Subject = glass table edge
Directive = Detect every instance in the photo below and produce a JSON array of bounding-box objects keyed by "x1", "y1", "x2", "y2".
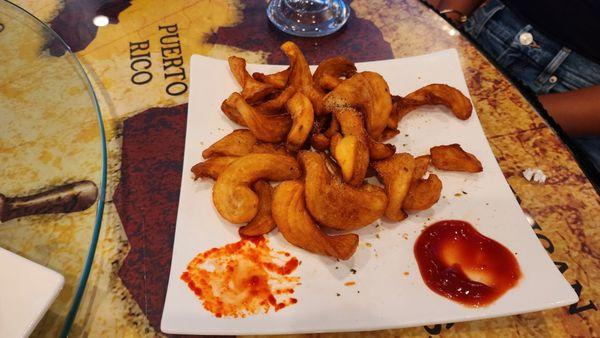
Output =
[{"x1": 2, "y1": 1, "x2": 109, "y2": 336}]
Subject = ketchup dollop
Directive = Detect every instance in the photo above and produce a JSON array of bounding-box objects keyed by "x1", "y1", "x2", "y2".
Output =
[{"x1": 414, "y1": 220, "x2": 521, "y2": 307}]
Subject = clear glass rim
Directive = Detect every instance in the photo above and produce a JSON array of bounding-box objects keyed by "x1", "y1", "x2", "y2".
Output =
[
  {"x1": 2, "y1": 1, "x2": 108, "y2": 336},
  {"x1": 266, "y1": 0, "x2": 351, "y2": 37}
]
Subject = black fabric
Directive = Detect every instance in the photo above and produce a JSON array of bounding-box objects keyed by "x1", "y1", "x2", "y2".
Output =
[{"x1": 502, "y1": 0, "x2": 600, "y2": 65}]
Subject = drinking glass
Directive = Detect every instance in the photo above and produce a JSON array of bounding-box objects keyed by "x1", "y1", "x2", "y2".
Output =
[{"x1": 267, "y1": 0, "x2": 350, "y2": 37}]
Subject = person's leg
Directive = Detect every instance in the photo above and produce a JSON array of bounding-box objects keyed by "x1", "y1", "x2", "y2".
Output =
[{"x1": 462, "y1": 0, "x2": 600, "y2": 173}]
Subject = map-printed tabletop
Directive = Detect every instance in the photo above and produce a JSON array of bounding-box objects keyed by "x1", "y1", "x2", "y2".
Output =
[{"x1": 6, "y1": 0, "x2": 599, "y2": 336}]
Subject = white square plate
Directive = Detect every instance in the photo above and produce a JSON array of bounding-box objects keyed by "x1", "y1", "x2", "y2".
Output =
[
  {"x1": 162, "y1": 49, "x2": 578, "y2": 335},
  {"x1": 0, "y1": 247, "x2": 64, "y2": 337}
]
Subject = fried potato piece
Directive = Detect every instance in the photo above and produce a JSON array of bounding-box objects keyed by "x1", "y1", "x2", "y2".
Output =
[
  {"x1": 308, "y1": 114, "x2": 339, "y2": 151},
  {"x1": 281, "y1": 41, "x2": 325, "y2": 115},
  {"x1": 430, "y1": 144, "x2": 483, "y2": 172},
  {"x1": 403, "y1": 174, "x2": 442, "y2": 212},
  {"x1": 239, "y1": 181, "x2": 276, "y2": 237},
  {"x1": 256, "y1": 85, "x2": 297, "y2": 114},
  {"x1": 286, "y1": 92, "x2": 315, "y2": 151},
  {"x1": 313, "y1": 56, "x2": 357, "y2": 91},
  {"x1": 381, "y1": 127, "x2": 400, "y2": 141},
  {"x1": 368, "y1": 138, "x2": 396, "y2": 160},
  {"x1": 281, "y1": 41, "x2": 313, "y2": 88},
  {"x1": 301, "y1": 84, "x2": 325, "y2": 116},
  {"x1": 251, "y1": 143, "x2": 289, "y2": 156},
  {"x1": 220, "y1": 99, "x2": 246, "y2": 126},
  {"x1": 202, "y1": 129, "x2": 257, "y2": 158},
  {"x1": 373, "y1": 153, "x2": 415, "y2": 221},
  {"x1": 323, "y1": 71, "x2": 392, "y2": 140},
  {"x1": 335, "y1": 108, "x2": 395, "y2": 161},
  {"x1": 228, "y1": 56, "x2": 276, "y2": 103},
  {"x1": 309, "y1": 115, "x2": 332, "y2": 150},
  {"x1": 272, "y1": 180, "x2": 359, "y2": 260},
  {"x1": 192, "y1": 156, "x2": 238, "y2": 180},
  {"x1": 252, "y1": 68, "x2": 290, "y2": 89},
  {"x1": 213, "y1": 153, "x2": 301, "y2": 223},
  {"x1": 226, "y1": 93, "x2": 292, "y2": 143},
  {"x1": 299, "y1": 151, "x2": 387, "y2": 230},
  {"x1": 201, "y1": 129, "x2": 288, "y2": 159},
  {"x1": 331, "y1": 109, "x2": 370, "y2": 185},
  {"x1": 388, "y1": 84, "x2": 473, "y2": 129},
  {"x1": 387, "y1": 95, "x2": 420, "y2": 129},
  {"x1": 414, "y1": 155, "x2": 431, "y2": 180},
  {"x1": 330, "y1": 133, "x2": 369, "y2": 186},
  {"x1": 406, "y1": 84, "x2": 472, "y2": 119},
  {"x1": 318, "y1": 74, "x2": 343, "y2": 91},
  {"x1": 195, "y1": 130, "x2": 289, "y2": 179},
  {"x1": 311, "y1": 133, "x2": 330, "y2": 151},
  {"x1": 324, "y1": 115, "x2": 340, "y2": 137}
]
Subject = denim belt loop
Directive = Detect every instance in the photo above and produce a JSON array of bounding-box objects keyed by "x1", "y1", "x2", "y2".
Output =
[
  {"x1": 536, "y1": 47, "x2": 572, "y2": 85},
  {"x1": 468, "y1": 0, "x2": 505, "y2": 38}
]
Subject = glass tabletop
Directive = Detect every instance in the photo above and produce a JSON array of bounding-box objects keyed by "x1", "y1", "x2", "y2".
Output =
[{"x1": 0, "y1": 1, "x2": 106, "y2": 336}]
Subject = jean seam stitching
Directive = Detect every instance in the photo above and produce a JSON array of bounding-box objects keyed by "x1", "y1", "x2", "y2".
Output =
[{"x1": 536, "y1": 47, "x2": 571, "y2": 84}]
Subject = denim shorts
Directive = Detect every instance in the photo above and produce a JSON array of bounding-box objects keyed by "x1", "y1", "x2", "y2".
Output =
[
  {"x1": 463, "y1": 0, "x2": 600, "y2": 95},
  {"x1": 463, "y1": 0, "x2": 600, "y2": 174}
]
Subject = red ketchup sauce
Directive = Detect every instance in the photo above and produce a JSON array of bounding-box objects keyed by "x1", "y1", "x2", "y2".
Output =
[{"x1": 414, "y1": 220, "x2": 521, "y2": 307}]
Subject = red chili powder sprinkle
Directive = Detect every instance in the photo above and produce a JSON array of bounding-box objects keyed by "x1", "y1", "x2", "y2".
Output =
[{"x1": 181, "y1": 236, "x2": 300, "y2": 318}]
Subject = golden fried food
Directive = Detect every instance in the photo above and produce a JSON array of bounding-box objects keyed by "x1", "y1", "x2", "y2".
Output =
[
  {"x1": 195, "y1": 43, "x2": 481, "y2": 260},
  {"x1": 201, "y1": 129, "x2": 288, "y2": 159},
  {"x1": 194, "y1": 130, "x2": 290, "y2": 179},
  {"x1": 251, "y1": 143, "x2": 289, "y2": 155},
  {"x1": 318, "y1": 74, "x2": 343, "y2": 92},
  {"x1": 286, "y1": 92, "x2": 315, "y2": 151},
  {"x1": 323, "y1": 72, "x2": 392, "y2": 140},
  {"x1": 331, "y1": 109, "x2": 370, "y2": 185},
  {"x1": 380, "y1": 127, "x2": 400, "y2": 141},
  {"x1": 330, "y1": 133, "x2": 369, "y2": 186},
  {"x1": 256, "y1": 85, "x2": 297, "y2": 114},
  {"x1": 239, "y1": 181, "x2": 276, "y2": 237},
  {"x1": 387, "y1": 95, "x2": 419, "y2": 129},
  {"x1": 403, "y1": 174, "x2": 442, "y2": 212},
  {"x1": 272, "y1": 180, "x2": 359, "y2": 260},
  {"x1": 301, "y1": 84, "x2": 325, "y2": 116},
  {"x1": 226, "y1": 93, "x2": 292, "y2": 143},
  {"x1": 220, "y1": 99, "x2": 246, "y2": 126},
  {"x1": 368, "y1": 140, "x2": 396, "y2": 160},
  {"x1": 213, "y1": 153, "x2": 301, "y2": 224},
  {"x1": 335, "y1": 108, "x2": 395, "y2": 161},
  {"x1": 252, "y1": 68, "x2": 290, "y2": 89},
  {"x1": 281, "y1": 41, "x2": 325, "y2": 115},
  {"x1": 373, "y1": 153, "x2": 415, "y2": 221},
  {"x1": 228, "y1": 56, "x2": 276, "y2": 103},
  {"x1": 281, "y1": 41, "x2": 313, "y2": 88},
  {"x1": 430, "y1": 144, "x2": 483, "y2": 172},
  {"x1": 313, "y1": 56, "x2": 357, "y2": 91},
  {"x1": 388, "y1": 84, "x2": 472, "y2": 130},
  {"x1": 311, "y1": 133, "x2": 330, "y2": 151},
  {"x1": 202, "y1": 129, "x2": 257, "y2": 158},
  {"x1": 309, "y1": 115, "x2": 332, "y2": 150},
  {"x1": 192, "y1": 156, "x2": 238, "y2": 180},
  {"x1": 300, "y1": 151, "x2": 387, "y2": 230},
  {"x1": 324, "y1": 116, "x2": 340, "y2": 137},
  {"x1": 414, "y1": 155, "x2": 431, "y2": 179}
]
